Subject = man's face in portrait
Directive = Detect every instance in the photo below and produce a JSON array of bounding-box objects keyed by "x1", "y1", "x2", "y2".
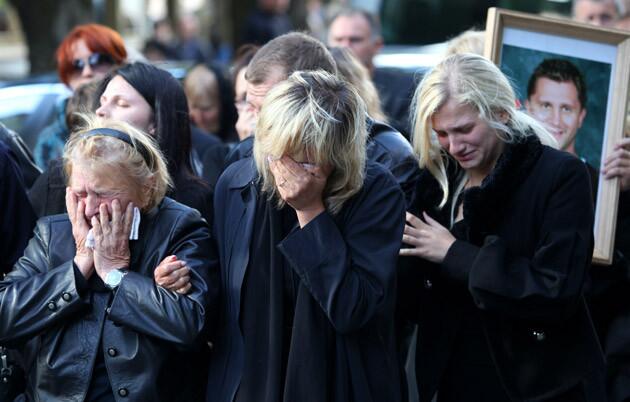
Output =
[{"x1": 526, "y1": 77, "x2": 587, "y2": 154}]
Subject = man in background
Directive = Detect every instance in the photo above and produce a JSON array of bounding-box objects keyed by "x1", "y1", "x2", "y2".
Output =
[
  {"x1": 572, "y1": 0, "x2": 620, "y2": 26},
  {"x1": 327, "y1": 7, "x2": 415, "y2": 136}
]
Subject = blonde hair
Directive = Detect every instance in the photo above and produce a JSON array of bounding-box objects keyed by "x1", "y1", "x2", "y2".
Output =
[
  {"x1": 411, "y1": 53, "x2": 556, "y2": 208},
  {"x1": 446, "y1": 29, "x2": 486, "y2": 57},
  {"x1": 64, "y1": 114, "x2": 172, "y2": 211},
  {"x1": 330, "y1": 46, "x2": 387, "y2": 122},
  {"x1": 184, "y1": 64, "x2": 220, "y2": 107},
  {"x1": 254, "y1": 70, "x2": 367, "y2": 215}
]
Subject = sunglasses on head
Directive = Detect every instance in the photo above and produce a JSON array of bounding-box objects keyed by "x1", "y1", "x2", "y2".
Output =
[{"x1": 71, "y1": 53, "x2": 114, "y2": 72}]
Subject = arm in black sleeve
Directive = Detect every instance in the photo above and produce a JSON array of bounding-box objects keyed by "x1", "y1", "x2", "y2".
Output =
[
  {"x1": 440, "y1": 156, "x2": 594, "y2": 323},
  {"x1": 278, "y1": 170, "x2": 406, "y2": 334}
]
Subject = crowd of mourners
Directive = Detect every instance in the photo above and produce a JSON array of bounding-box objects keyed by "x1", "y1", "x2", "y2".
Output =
[{"x1": 1, "y1": 1, "x2": 630, "y2": 401}]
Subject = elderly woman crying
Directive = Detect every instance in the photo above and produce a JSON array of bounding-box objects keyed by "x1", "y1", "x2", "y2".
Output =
[{"x1": 0, "y1": 116, "x2": 218, "y2": 402}]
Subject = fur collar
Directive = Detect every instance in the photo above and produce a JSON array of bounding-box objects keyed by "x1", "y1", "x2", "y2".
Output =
[{"x1": 413, "y1": 134, "x2": 544, "y2": 242}]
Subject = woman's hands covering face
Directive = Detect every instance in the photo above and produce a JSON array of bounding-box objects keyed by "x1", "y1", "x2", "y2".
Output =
[
  {"x1": 268, "y1": 155, "x2": 331, "y2": 227},
  {"x1": 66, "y1": 187, "x2": 94, "y2": 278},
  {"x1": 90, "y1": 199, "x2": 134, "y2": 280}
]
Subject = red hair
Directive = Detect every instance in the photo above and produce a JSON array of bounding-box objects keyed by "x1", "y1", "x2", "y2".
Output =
[{"x1": 56, "y1": 23, "x2": 127, "y2": 85}]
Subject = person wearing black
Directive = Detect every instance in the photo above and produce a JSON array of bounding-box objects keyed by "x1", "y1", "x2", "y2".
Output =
[
  {"x1": 0, "y1": 118, "x2": 217, "y2": 401},
  {"x1": 0, "y1": 139, "x2": 36, "y2": 276},
  {"x1": 398, "y1": 54, "x2": 606, "y2": 401},
  {"x1": 206, "y1": 70, "x2": 405, "y2": 401},
  {"x1": 526, "y1": 58, "x2": 630, "y2": 402},
  {"x1": 327, "y1": 8, "x2": 416, "y2": 137},
  {"x1": 242, "y1": 0, "x2": 293, "y2": 46},
  {"x1": 29, "y1": 62, "x2": 213, "y2": 226}
]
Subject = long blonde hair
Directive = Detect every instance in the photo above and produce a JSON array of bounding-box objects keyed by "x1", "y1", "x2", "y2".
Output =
[
  {"x1": 64, "y1": 114, "x2": 172, "y2": 211},
  {"x1": 411, "y1": 53, "x2": 556, "y2": 207},
  {"x1": 254, "y1": 70, "x2": 367, "y2": 214}
]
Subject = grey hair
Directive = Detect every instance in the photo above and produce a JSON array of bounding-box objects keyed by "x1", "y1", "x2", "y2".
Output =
[{"x1": 64, "y1": 114, "x2": 172, "y2": 211}]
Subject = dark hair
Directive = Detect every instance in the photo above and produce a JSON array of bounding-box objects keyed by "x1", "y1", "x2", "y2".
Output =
[
  {"x1": 66, "y1": 80, "x2": 100, "y2": 131},
  {"x1": 94, "y1": 62, "x2": 194, "y2": 181},
  {"x1": 328, "y1": 7, "x2": 382, "y2": 39},
  {"x1": 246, "y1": 32, "x2": 337, "y2": 85},
  {"x1": 526, "y1": 58, "x2": 587, "y2": 108},
  {"x1": 230, "y1": 44, "x2": 260, "y2": 84}
]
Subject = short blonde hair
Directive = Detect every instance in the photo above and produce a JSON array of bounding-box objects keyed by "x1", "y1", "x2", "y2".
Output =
[
  {"x1": 411, "y1": 53, "x2": 556, "y2": 207},
  {"x1": 64, "y1": 114, "x2": 172, "y2": 211},
  {"x1": 446, "y1": 29, "x2": 486, "y2": 57},
  {"x1": 254, "y1": 70, "x2": 367, "y2": 215},
  {"x1": 330, "y1": 46, "x2": 387, "y2": 122}
]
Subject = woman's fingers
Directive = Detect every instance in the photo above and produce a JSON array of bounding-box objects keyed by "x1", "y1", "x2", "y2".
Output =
[
  {"x1": 163, "y1": 270, "x2": 191, "y2": 290},
  {"x1": 156, "y1": 263, "x2": 190, "y2": 288},
  {"x1": 175, "y1": 283, "x2": 192, "y2": 295},
  {"x1": 99, "y1": 203, "x2": 111, "y2": 235},
  {"x1": 111, "y1": 199, "x2": 122, "y2": 235},
  {"x1": 405, "y1": 212, "x2": 425, "y2": 229},
  {"x1": 123, "y1": 202, "x2": 134, "y2": 235}
]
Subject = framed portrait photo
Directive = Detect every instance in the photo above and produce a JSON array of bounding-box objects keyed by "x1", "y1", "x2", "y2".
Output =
[{"x1": 485, "y1": 8, "x2": 630, "y2": 265}]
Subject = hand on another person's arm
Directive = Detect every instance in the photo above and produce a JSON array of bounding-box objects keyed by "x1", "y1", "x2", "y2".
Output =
[{"x1": 154, "y1": 255, "x2": 192, "y2": 294}]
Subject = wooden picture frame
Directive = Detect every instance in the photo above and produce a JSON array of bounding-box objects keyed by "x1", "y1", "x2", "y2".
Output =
[{"x1": 485, "y1": 7, "x2": 630, "y2": 265}]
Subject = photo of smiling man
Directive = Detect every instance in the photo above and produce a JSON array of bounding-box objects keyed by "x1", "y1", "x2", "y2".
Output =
[{"x1": 526, "y1": 59, "x2": 588, "y2": 157}]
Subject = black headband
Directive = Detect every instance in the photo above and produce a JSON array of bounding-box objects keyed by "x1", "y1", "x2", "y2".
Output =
[{"x1": 81, "y1": 128, "x2": 153, "y2": 167}]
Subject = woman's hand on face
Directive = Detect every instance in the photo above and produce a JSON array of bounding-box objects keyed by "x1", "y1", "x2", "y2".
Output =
[
  {"x1": 92, "y1": 199, "x2": 133, "y2": 280},
  {"x1": 399, "y1": 212, "x2": 456, "y2": 264},
  {"x1": 66, "y1": 187, "x2": 94, "y2": 278},
  {"x1": 154, "y1": 255, "x2": 192, "y2": 295},
  {"x1": 269, "y1": 156, "x2": 331, "y2": 227}
]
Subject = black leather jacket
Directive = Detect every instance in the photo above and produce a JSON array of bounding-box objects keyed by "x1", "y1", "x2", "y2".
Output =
[{"x1": 0, "y1": 197, "x2": 219, "y2": 402}]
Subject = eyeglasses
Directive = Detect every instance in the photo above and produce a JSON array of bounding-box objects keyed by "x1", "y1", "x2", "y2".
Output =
[{"x1": 71, "y1": 53, "x2": 114, "y2": 73}]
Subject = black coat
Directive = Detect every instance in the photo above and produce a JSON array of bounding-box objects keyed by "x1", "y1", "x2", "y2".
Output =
[
  {"x1": 0, "y1": 123, "x2": 40, "y2": 188},
  {"x1": 399, "y1": 136, "x2": 606, "y2": 401},
  {"x1": 585, "y1": 164, "x2": 630, "y2": 402},
  {"x1": 207, "y1": 158, "x2": 405, "y2": 402},
  {"x1": 0, "y1": 140, "x2": 36, "y2": 275},
  {"x1": 0, "y1": 198, "x2": 219, "y2": 401},
  {"x1": 366, "y1": 119, "x2": 419, "y2": 206}
]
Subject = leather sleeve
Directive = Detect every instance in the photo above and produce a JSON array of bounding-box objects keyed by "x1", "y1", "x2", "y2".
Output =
[
  {"x1": 278, "y1": 169, "x2": 406, "y2": 334},
  {"x1": 107, "y1": 208, "x2": 219, "y2": 346},
  {"x1": 0, "y1": 219, "x2": 89, "y2": 346},
  {"x1": 441, "y1": 156, "x2": 594, "y2": 323}
]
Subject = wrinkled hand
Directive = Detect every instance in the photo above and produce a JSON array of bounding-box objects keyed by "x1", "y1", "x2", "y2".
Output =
[
  {"x1": 268, "y1": 156, "x2": 331, "y2": 227},
  {"x1": 154, "y1": 255, "x2": 191, "y2": 294},
  {"x1": 66, "y1": 187, "x2": 93, "y2": 278},
  {"x1": 399, "y1": 212, "x2": 456, "y2": 264},
  {"x1": 603, "y1": 138, "x2": 630, "y2": 191},
  {"x1": 235, "y1": 103, "x2": 256, "y2": 141},
  {"x1": 92, "y1": 200, "x2": 133, "y2": 280}
]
